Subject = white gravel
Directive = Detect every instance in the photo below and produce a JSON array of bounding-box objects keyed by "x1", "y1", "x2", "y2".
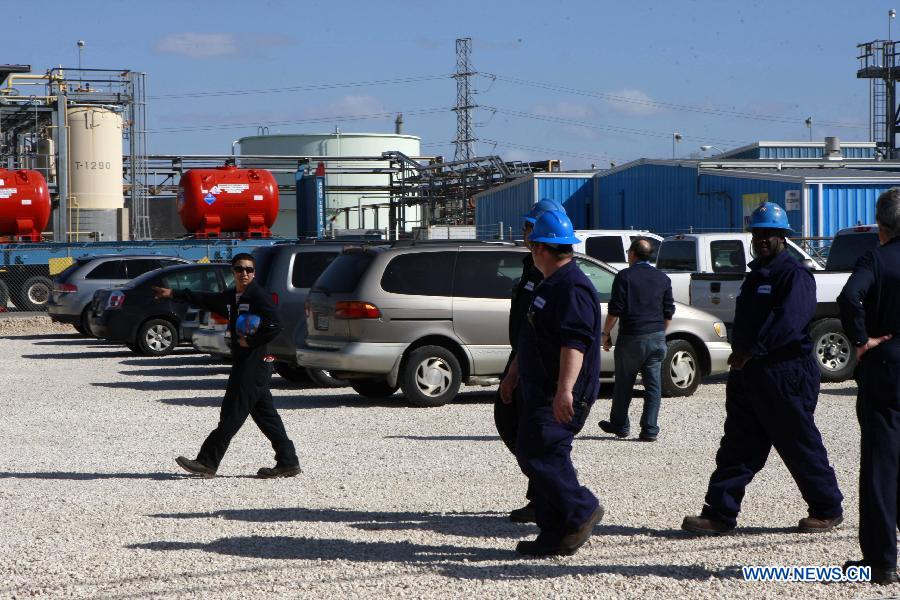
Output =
[{"x1": 0, "y1": 322, "x2": 893, "y2": 598}]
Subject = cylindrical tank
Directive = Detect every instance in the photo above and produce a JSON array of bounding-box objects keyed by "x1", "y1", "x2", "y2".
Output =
[
  {"x1": 67, "y1": 107, "x2": 125, "y2": 241},
  {"x1": 237, "y1": 132, "x2": 422, "y2": 236},
  {"x1": 35, "y1": 135, "x2": 56, "y2": 183},
  {"x1": 178, "y1": 165, "x2": 279, "y2": 238},
  {"x1": 0, "y1": 169, "x2": 51, "y2": 241}
]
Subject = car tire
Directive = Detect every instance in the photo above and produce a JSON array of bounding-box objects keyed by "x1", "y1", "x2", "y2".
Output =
[
  {"x1": 350, "y1": 379, "x2": 399, "y2": 399},
  {"x1": 399, "y1": 345, "x2": 462, "y2": 407},
  {"x1": 136, "y1": 319, "x2": 179, "y2": 356},
  {"x1": 274, "y1": 362, "x2": 311, "y2": 383},
  {"x1": 15, "y1": 276, "x2": 53, "y2": 311},
  {"x1": 810, "y1": 318, "x2": 856, "y2": 382},
  {"x1": 79, "y1": 307, "x2": 96, "y2": 338},
  {"x1": 307, "y1": 368, "x2": 349, "y2": 388},
  {"x1": 126, "y1": 342, "x2": 141, "y2": 353},
  {"x1": 0, "y1": 279, "x2": 9, "y2": 310},
  {"x1": 662, "y1": 339, "x2": 701, "y2": 397}
]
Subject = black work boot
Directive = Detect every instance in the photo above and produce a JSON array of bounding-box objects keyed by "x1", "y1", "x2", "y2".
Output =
[
  {"x1": 175, "y1": 456, "x2": 216, "y2": 478},
  {"x1": 509, "y1": 502, "x2": 536, "y2": 524},
  {"x1": 257, "y1": 464, "x2": 303, "y2": 479}
]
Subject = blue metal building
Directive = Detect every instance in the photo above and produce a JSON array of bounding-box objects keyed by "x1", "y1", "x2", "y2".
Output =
[
  {"x1": 712, "y1": 141, "x2": 877, "y2": 160},
  {"x1": 596, "y1": 159, "x2": 900, "y2": 237},
  {"x1": 474, "y1": 173, "x2": 595, "y2": 238}
]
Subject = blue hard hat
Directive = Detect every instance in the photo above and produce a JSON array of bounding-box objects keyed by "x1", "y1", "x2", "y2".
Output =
[
  {"x1": 748, "y1": 202, "x2": 791, "y2": 232},
  {"x1": 528, "y1": 209, "x2": 581, "y2": 245},
  {"x1": 523, "y1": 198, "x2": 565, "y2": 224},
  {"x1": 235, "y1": 313, "x2": 261, "y2": 336}
]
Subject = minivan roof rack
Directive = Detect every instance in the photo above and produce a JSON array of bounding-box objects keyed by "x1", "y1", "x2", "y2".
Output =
[{"x1": 389, "y1": 239, "x2": 518, "y2": 248}]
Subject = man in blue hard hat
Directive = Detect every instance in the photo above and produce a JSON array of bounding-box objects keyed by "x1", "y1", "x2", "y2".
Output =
[
  {"x1": 682, "y1": 202, "x2": 843, "y2": 535},
  {"x1": 512, "y1": 209, "x2": 604, "y2": 556},
  {"x1": 838, "y1": 188, "x2": 900, "y2": 585},
  {"x1": 497, "y1": 198, "x2": 564, "y2": 524},
  {"x1": 152, "y1": 253, "x2": 301, "y2": 479}
]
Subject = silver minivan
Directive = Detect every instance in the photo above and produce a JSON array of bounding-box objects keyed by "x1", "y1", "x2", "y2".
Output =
[{"x1": 299, "y1": 242, "x2": 731, "y2": 407}]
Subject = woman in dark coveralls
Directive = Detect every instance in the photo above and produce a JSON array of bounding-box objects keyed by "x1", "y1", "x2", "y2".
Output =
[
  {"x1": 153, "y1": 253, "x2": 301, "y2": 479},
  {"x1": 513, "y1": 209, "x2": 604, "y2": 557},
  {"x1": 682, "y1": 202, "x2": 843, "y2": 536}
]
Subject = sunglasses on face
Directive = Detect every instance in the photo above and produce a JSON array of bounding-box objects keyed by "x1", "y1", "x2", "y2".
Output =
[{"x1": 232, "y1": 266, "x2": 255, "y2": 274}]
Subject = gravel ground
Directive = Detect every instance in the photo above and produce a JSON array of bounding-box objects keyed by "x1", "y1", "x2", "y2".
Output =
[{"x1": 0, "y1": 320, "x2": 894, "y2": 598}]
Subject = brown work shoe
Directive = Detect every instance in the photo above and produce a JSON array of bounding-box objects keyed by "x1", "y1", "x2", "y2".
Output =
[
  {"x1": 257, "y1": 464, "x2": 303, "y2": 479},
  {"x1": 559, "y1": 502, "x2": 605, "y2": 554},
  {"x1": 681, "y1": 515, "x2": 734, "y2": 536},
  {"x1": 798, "y1": 515, "x2": 843, "y2": 533},
  {"x1": 175, "y1": 456, "x2": 216, "y2": 478}
]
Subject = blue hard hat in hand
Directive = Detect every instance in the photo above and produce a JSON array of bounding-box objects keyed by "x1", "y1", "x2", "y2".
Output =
[
  {"x1": 528, "y1": 209, "x2": 581, "y2": 245},
  {"x1": 523, "y1": 198, "x2": 565, "y2": 224},
  {"x1": 748, "y1": 202, "x2": 791, "y2": 232},
  {"x1": 236, "y1": 313, "x2": 261, "y2": 336}
]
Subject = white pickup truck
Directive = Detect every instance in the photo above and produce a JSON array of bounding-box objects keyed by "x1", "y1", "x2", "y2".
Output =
[
  {"x1": 573, "y1": 230, "x2": 663, "y2": 271},
  {"x1": 656, "y1": 233, "x2": 821, "y2": 311},
  {"x1": 680, "y1": 226, "x2": 880, "y2": 382}
]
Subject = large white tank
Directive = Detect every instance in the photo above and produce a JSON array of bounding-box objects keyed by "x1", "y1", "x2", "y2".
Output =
[
  {"x1": 67, "y1": 107, "x2": 124, "y2": 240},
  {"x1": 237, "y1": 132, "x2": 421, "y2": 237}
]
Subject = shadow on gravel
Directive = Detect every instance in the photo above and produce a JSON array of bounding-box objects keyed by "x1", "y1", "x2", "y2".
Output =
[
  {"x1": 822, "y1": 386, "x2": 858, "y2": 396},
  {"x1": 0, "y1": 471, "x2": 181, "y2": 481},
  {"x1": 384, "y1": 435, "x2": 501, "y2": 442},
  {"x1": 33, "y1": 339, "x2": 119, "y2": 347},
  {"x1": 22, "y1": 351, "x2": 135, "y2": 360},
  {"x1": 121, "y1": 356, "x2": 226, "y2": 368},
  {"x1": 151, "y1": 507, "x2": 526, "y2": 539},
  {"x1": 94, "y1": 379, "x2": 227, "y2": 391},
  {"x1": 119, "y1": 367, "x2": 233, "y2": 378},
  {"x1": 0, "y1": 333, "x2": 80, "y2": 340},
  {"x1": 436, "y1": 562, "x2": 743, "y2": 581}
]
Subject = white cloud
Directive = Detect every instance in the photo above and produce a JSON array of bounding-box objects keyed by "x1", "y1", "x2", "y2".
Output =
[
  {"x1": 302, "y1": 95, "x2": 386, "y2": 119},
  {"x1": 607, "y1": 89, "x2": 662, "y2": 116},
  {"x1": 154, "y1": 33, "x2": 238, "y2": 59},
  {"x1": 532, "y1": 100, "x2": 596, "y2": 120}
]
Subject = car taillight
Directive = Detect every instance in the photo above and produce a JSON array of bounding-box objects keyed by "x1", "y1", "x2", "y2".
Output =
[
  {"x1": 211, "y1": 313, "x2": 228, "y2": 325},
  {"x1": 54, "y1": 283, "x2": 77, "y2": 293},
  {"x1": 334, "y1": 301, "x2": 381, "y2": 319},
  {"x1": 106, "y1": 291, "x2": 126, "y2": 310},
  {"x1": 271, "y1": 292, "x2": 279, "y2": 305},
  {"x1": 304, "y1": 299, "x2": 310, "y2": 318}
]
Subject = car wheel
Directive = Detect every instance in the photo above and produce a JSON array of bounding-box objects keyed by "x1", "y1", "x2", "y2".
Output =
[
  {"x1": 79, "y1": 307, "x2": 96, "y2": 338},
  {"x1": 137, "y1": 319, "x2": 179, "y2": 356},
  {"x1": 662, "y1": 339, "x2": 701, "y2": 397},
  {"x1": 810, "y1": 318, "x2": 856, "y2": 382},
  {"x1": 126, "y1": 342, "x2": 141, "y2": 353},
  {"x1": 15, "y1": 276, "x2": 53, "y2": 311},
  {"x1": 307, "y1": 368, "x2": 349, "y2": 388},
  {"x1": 350, "y1": 379, "x2": 399, "y2": 399},
  {"x1": 400, "y1": 345, "x2": 462, "y2": 407},
  {"x1": 0, "y1": 279, "x2": 9, "y2": 310},
  {"x1": 274, "y1": 362, "x2": 310, "y2": 383}
]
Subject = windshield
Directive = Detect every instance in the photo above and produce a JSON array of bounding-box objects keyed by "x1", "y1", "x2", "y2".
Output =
[{"x1": 825, "y1": 233, "x2": 879, "y2": 271}]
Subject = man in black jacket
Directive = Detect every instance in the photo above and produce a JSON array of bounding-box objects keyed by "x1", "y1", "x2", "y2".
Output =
[{"x1": 152, "y1": 253, "x2": 301, "y2": 479}]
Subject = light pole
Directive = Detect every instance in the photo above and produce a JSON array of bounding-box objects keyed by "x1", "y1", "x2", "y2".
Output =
[
  {"x1": 890, "y1": 9, "x2": 896, "y2": 41},
  {"x1": 672, "y1": 132, "x2": 683, "y2": 159},
  {"x1": 700, "y1": 144, "x2": 726, "y2": 156},
  {"x1": 805, "y1": 117, "x2": 813, "y2": 142}
]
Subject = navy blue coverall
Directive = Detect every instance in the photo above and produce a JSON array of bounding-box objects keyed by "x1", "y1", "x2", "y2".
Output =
[
  {"x1": 515, "y1": 260, "x2": 602, "y2": 542},
  {"x1": 175, "y1": 279, "x2": 299, "y2": 470},
  {"x1": 495, "y1": 254, "x2": 544, "y2": 503},
  {"x1": 700, "y1": 250, "x2": 843, "y2": 527},
  {"x1": 838, "y1": 237, "x2": 900, "y2": 571}
]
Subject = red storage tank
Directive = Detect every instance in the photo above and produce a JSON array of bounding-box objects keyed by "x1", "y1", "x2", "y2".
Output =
[
  {"x1": 0, "y1": 169, "x2": 51, "y2": 242},
  {"x1": 178, "y1": 165, "x2": 279, "y2": 238}
]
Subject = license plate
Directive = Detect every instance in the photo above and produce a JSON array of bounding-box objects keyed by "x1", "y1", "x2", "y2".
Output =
[{"x1": 315, "y1": 314, "x2": 330, "y2": 330}]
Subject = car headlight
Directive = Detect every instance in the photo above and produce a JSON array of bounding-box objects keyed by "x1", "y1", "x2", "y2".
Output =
[{"x1": 713, "y1": 322, "x2": 727, "y2": 338}]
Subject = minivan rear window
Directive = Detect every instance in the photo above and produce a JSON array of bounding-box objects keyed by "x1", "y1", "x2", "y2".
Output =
[
  {"x1": 381, "y1": 252, "x2": 456, "y2": 296},
  {"x1": 656, "y1": 240, "x2": 698, "y2": 271},
  {"x1": 292, "y1": 251, "x2": 339, "y2": 288},
  {"x1": 313, "y1": 252, "x2": 376, "y2": 294},
  {"x1": 825, "y1": 232, "x2": 880, "y2": 271}
]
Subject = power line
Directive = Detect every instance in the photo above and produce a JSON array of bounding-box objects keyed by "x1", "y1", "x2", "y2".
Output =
[
  {"x1": 148, "y1": 74, "x2": 452, "y2": 100},
  {"x1": 484, "y1": 73, "x2": 868, "y2": 130},
  {"x1": 487, "y1": 106, "x2": 747, "y2": 145},
  {"x1": 148, "y1": 107, "x2": 451, "y2": 133}
]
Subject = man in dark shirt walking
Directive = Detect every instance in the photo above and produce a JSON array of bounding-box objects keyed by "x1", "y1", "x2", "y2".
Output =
[
  {"x1": 838, "y1": 188, "x2": 900, "y2": 585},
  {"x1": 598, "y1": 238, "x2": 674, "y2": 441}
]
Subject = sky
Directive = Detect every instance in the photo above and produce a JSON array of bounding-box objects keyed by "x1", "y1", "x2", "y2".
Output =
[{"x1": 5, "y1": 0, "x2": 896, "y2": 169}]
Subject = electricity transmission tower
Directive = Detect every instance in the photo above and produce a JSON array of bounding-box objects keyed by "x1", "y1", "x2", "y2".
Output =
[{"x1": 453, "y1": 38, "x2": 477, "y2": 161}]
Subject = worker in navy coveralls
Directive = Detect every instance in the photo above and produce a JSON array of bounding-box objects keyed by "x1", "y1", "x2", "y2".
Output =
[
  {"x1": 682, "y1": 202, "x2": 843, "y2": 535},
  {"x1": 497, "y1": 199, "x2": 562, "y2": 525},
  {"x1": 838, "y1": 188, "x2": 900, "y2": 585},
  {"x1": 513, "y1": 209, "x2": 604, "y2": 556},
  {"x1": 152, "y1": 253, "x2": 301, "y2": 479}
]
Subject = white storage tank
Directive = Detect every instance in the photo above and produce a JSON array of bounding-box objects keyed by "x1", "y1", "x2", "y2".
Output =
[
  {"x1": 237, "y1": 132, "x2": 421, "y2": 237},
  {"x1": 66, "y1": 106, "x2": 125, "y2": 241}
]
